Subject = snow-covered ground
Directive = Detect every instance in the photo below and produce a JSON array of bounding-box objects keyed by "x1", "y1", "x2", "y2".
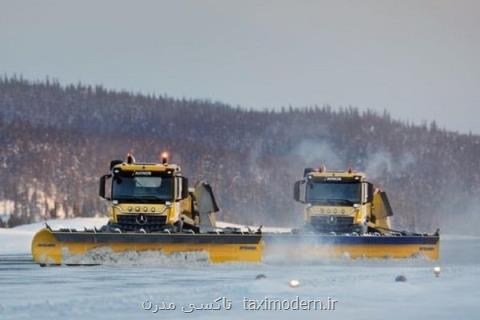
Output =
[{"x1": 0, "y1": 219, "x2": 479, "y2": 320}]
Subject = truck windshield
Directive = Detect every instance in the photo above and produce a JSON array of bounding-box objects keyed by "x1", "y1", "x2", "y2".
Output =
[
  {"x1": 306, "y1": 181, "x2": 361, "y2": 205},
  {"x1": 112, "y1": 174, "x2": 174, "y2": 203}
]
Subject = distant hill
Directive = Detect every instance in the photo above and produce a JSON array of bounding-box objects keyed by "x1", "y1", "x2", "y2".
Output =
[{"x1": 1, "y1": 76, "x2": 479, "y2": 234}]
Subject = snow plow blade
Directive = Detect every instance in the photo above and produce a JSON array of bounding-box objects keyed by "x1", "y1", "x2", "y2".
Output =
[
  {"x1": 263, "y1": 233, "x2": 440, "y2": 260},
  {"x1": 31, "y1": 228, "x2": 263, "y2": 266},
  {"x1": 32, "y1": 228, "x2": 439, "y2": 265}
]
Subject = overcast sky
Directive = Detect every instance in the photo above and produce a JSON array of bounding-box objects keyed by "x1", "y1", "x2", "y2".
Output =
[{"x1": 1, "y1": 0, "x2": 479, "y2": 133}]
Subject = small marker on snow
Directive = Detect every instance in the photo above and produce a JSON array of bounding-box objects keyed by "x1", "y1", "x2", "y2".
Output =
[
  {"x1": 289, "y1": 279, "x2": 300, "y2": 288},
  {"x1": 433, "y1": 266, "x2": 441, "y2": 277},
  {"x1": 395, "y1": 275, "x2": 407, "y2": 282}
]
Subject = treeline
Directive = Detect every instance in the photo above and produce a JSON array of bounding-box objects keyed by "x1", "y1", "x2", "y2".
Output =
[{"x1": 0, "y1": 76, "x2": 479, "y2": 233}]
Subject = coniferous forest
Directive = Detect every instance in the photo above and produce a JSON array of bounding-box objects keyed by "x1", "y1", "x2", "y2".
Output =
[{"x1": 1, "y1": 76, "x2": 479, "y2": 234}]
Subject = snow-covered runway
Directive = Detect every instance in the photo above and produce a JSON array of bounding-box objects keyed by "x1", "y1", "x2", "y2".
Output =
[{"x1": 0, "y1": 219, "x2": 479, "y2": 320}]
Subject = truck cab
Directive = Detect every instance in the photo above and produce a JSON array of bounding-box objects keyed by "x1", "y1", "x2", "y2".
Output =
[
  {"x1": 99, "y1": 154, "x2": 218, "y2": 232},
  {"x1": 294, "y1": 167, "x2": 393, "y2": 234}
]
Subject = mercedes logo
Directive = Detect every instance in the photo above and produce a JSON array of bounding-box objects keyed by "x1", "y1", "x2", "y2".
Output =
[
  {"x1": 136, "y1": 214, "x2": 148, "y2": 225},
  {"x1": 327, "y1": 215, "x2": 337, "y2": 225}
]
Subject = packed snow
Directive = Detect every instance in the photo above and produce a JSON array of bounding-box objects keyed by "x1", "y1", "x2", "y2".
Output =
[{"x1": 0, "y1": 219, "x2": 479, "y2": 320}]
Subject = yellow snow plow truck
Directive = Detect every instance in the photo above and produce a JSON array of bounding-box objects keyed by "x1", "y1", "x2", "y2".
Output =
[
  {"x1": 31, "y1": 154, "x2": 262, "y2": 266},
  {"x1": 263, "y1": 166, "x2": 439, "y2": 260}
]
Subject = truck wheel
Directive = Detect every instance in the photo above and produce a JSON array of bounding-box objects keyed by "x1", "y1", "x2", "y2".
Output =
[{"x1": 352, "y1": 224, "x2": 367, "y2": 235}]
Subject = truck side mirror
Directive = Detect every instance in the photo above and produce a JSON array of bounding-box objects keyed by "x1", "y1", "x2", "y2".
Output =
[
  {"x1": 181, "y1": 177, "x2": 189, "y2": 199},
  {"x1": 367, "y1": 182, "x2": 374, "y2": 203},
  {"x1": 176, "y1": 177, "x2": 189, "y2": 200},
  {"x1": 294, "y1": 180, "x2": 306, "y2": 203},
  {"x1": 99, "y1": 174, "x2": 112, "y2": 200},
  {"x1": 362, "y1": 182, "x2": 374, "y2": 203}
]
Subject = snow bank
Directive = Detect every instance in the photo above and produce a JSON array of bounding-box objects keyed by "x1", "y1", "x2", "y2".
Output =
[
  {"x1": 0, "y1": 218, "x2": 108, "y2": 255},
  {"x1": 0, "y1": 218, "x2": 287, "y2": 255},
  {"x1": 0, "y1": 228, "x2": 35, "y2": 254},
  {"x1": 441, "y1": 234, "x2": 480, "y2": 241}
]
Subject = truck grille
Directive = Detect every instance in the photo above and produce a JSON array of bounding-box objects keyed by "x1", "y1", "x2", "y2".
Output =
[
  {"x1": 116, "y1": 214, "x2": 167, "y2": 232},
  {"x1": 310, "y1": 215, "x2": 355, "y2": 233}
]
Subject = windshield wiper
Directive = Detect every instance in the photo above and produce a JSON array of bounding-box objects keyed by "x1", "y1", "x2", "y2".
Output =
[
  {"x1": 114, "y1": 195, "x2": 170, "y2": 201},
  {"x1": 320, "y1": 198, "x2": 355, "y2": 205}
]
